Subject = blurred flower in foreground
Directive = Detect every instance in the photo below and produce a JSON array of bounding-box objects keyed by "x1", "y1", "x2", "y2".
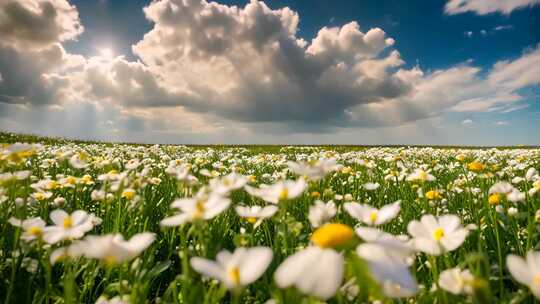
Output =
[
  {"x1": 79, "y1": 233, "x2": 155, "y2": 265},
  {"x1": 274, "y1": 223, "x2": 353, "y2": 300},
  {"x1": 507, "y1": 251, "x2": 540, "y2": 299},
  {"x1": 356, "y1": 227, "x2": 417, "y2": 298},
  {"x1": 9, "y1": 217, "x2": 46, "y2": 242},
  {"x1": 190, "y1": 247, "x2": 273, "y2": 289},
  {"x1": 308, "y1": 200, "x2": 337, "y2": 228},
  {"x1": 438, "y1": 268, "x2": 475, "y2": 295},
  {"x1": 235, "y1": 205, "x2": 278, "y2": 228}
]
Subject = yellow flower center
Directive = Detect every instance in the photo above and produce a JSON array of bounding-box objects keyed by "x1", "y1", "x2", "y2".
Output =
[
  {"x1": 246, "y1": 217, "x2": 257, "y2": 224},
  {"x1": 28, "y1": 226, "x2": 43, "y2": 236},
  {"x1": 488, "y1": 193, "x2": 501, "y2": 205},
  {"x1": 228, "y1": 266, "x2": 241, "y2": 285},
  {"x1": 426, "y1": 190, "x2": 441, "y2": 200},
  {"x1": 66, "y1": 176, "x2": 77, "y2": 185},
  {"x1": 35, "y1": 192, "x2": 46, "y2": 200},
  {"x1": 311, "y1": 223, "x2": 354, "y2": 248},
  {"x1": 104, "y1": 255, "x2": 117, "y2": 266},
  {"x1": 193, "y1": 200, "x2": 206, "y2": 219},
  {"x1": 279, "y1": 188, "x2": 289, "y2": 200},
  {"x1": 369, "y1": 211, "x2": 378, "y2": 223},
  {"x1": 467, "y1": 162, "x2": 485, "y2": 172},
  {"x1": 433, "y1": 228, "x2": 445, "y2": 241},
  {"x1": 418, "y1": 170, "x2": 427, "y2": 181},
  {"x1": 122, "y1": 190, "x2": 135, "y2": 200},
  {"x1": 534, "y1": 275, "x2": 540, "y2": 285},
  {"x1": 63, "y1": 216, "x2": 73, "y2": 228}
]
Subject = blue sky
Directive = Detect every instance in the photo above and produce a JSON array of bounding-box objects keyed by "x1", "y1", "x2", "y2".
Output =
[{"x1": 0, "y1": 0, "x2": 539, "y2": 145}]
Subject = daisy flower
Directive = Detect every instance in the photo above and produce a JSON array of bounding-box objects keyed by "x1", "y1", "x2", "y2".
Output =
[
  {"x1": 274, "y1": 223, "x2": 354, "y2": 300},
  {"x1": 43, "y1": 210, "x2": 98, "y2": 244},
  {"x1": 190, "y1": 247, "x2": 273, "y2": 289},
  {"x1": 407, "y1": 214, "x2": 469, "y2": 255},
  {"x1": 235, "y1": 205, "x2": 278, "y2": 228},
  {"x1": 344, "y1": 201, "x2": 400, "y2": 226}
]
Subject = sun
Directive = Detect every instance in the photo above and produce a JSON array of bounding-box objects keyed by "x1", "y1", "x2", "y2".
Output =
[{"x1": 99, "y1": 48, "x2": 114, "y2": 59}]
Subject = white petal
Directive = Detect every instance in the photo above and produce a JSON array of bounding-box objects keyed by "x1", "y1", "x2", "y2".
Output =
[
  {"x1": 440, "y1": 228, "x2": 468, "y2": 252},
  {"x1": 160, "y1": 214, "x2": 189, "y2": 227},
  {"x1": 507, "y1": 254, "x2": 533, "y2": 286},
  {"x1": 274, "y1": 247, "x2": 320, "y2": 288},
  {"x1": 190, "y1": 257, "x2": 226, "y2": 282},
  {"x1": 239, "y1": 247, "x2": 273, "y2": 285},
  {"x1": 50, "y1": 209, "x2": 69, "y2": 226}
]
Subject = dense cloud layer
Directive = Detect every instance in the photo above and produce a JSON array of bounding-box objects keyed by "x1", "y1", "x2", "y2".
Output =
[{"x1": 0, "y1": 0, "x2": 539, "y2": 137}]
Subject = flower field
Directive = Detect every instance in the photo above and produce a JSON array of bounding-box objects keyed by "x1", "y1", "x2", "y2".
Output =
[{"x1": 1, "y1": 133, "x2": 540, "y2": 303}]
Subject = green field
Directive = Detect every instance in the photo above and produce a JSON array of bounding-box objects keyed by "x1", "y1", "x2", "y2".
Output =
[{"x1": 1, "y1": 132, "x2": 540, "y2": 303}]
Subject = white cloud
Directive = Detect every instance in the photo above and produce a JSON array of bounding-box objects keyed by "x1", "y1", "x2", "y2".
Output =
[
  {"x1": 461, "y1": 118, "x2": 474, "y2": 126},
  {"x1": 0, "y1": 0, "x2": 83, "y2": 51},
  {"x1": 445, "y1": 0, "x2": 540, "y2": 15},
  {"x1": 494, "y1": 25, "x2": 514, "y2": 31}
]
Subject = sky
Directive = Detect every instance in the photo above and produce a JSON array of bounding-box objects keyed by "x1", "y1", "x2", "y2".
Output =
[{"x1": 0, "y1": 0, "x2": 539, "y2": 145}]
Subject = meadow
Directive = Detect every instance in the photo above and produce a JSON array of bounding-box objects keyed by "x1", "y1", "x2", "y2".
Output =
[{"x1": 1, "y1": 132, "x2": 540, "y2": 303}]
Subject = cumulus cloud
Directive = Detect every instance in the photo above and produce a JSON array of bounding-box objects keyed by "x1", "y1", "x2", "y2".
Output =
[
  {"x1": 0, "y1": 0, "x2": 83, "y2": 51},
  {"x1": 445, "y1": 0, "x2": 540, "y2": 15},
  {"x1": 131, "y1": 0, "x2": 409, "y2": 123}
]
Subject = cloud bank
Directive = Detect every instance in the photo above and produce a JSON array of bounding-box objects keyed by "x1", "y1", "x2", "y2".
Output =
[{"x1": 0, "y1": 0, "x2": 539, "y2": 142}]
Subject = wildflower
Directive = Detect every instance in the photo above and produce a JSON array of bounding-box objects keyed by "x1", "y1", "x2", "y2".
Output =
[
  {"x1": 406, "y1": 169, "x2": 436, "y2": 182},
  {"x1": 32, "y1": 191, "x2": 53, "y2": 201},
  {"x1": 508, "y1": 207, "x2": 518, "y2": 216},
  {"x1": 9, "y1": 217, "x2": 46, "y2": 242},
  {"x1": 274, "y1": 223, "x2": 353, "y2": 300},
  {"x1": 210, "y1": 173, "x2": 247, "y2": 195},
  {"x1": 96, "y1": 295, "x2": 130, "y2": 304},
  {"x1": 529, "y1": 180, "x2": 540, "y2": 196},
  {"x1": 308, "y1": 200, "x2": 337, "y2": 228},
  {"x1": 425, "y1": 190, "x2": 442, "y2": 200},
  {"x1": 363, "y1": 182, "x2": 380, "y2": 191},
  {"x1": 344, "y1": 201, "x2": 400, "y2": 226},
  {"x1": 488, "y1": 193, "x2": 501, "y2": 205},
  {"x1": 121, "y1": 188, "x2": 136, "y2": 200},
  {"x1": 438, "y1": 268, "x2": 475, "y2": 295},
  {"x1": 407, "y1": 214, "x2": 469, "y2": 255},
  {"x1": 489, "y1": 181, "x2": 525, "y2": 203},
  {"x1": 190, "y1": 247, "x2": 273, "y2": 289},
  {"x1": 43, "y1": 210, "x2": 98, "y2": 244},
  {"x1": 287, "y1": 158, "x2": 340, "y2": 180},
  {"x1": 356, "y1": 234, "x2": 418, "y2": 298},
  {"x1": 245, "y1": 179, "x2": 306, "y2": 204},
  {"x1": 235, "y1": 205, "x2": 278, "y2": 228},
  {"x1": 507, "y1": 251, "x2": 540, "y2": 299},
  {"x1": 160, "y1": 189, "x2": 231, "y2": 226},
  {"x1": 79, "y1": 233, "x2": 155, "y2": 265},
  {"x1": 467, "y1": 162, "x2": 485, "y2": 172}
]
